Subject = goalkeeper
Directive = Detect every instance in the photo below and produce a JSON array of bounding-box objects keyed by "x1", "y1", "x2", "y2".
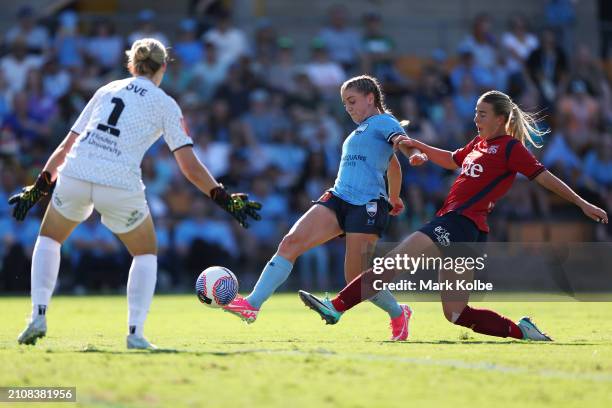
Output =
[{"x1": 11, "y1": 38, "x2": 261, "y2": 350}]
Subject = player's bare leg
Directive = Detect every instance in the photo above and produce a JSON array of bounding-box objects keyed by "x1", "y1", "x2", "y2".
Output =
[
  {"x1": 225, "y1": 204, "x2": 342, "y2": 323},
  {"x1": 300, "y1": 231, "x2": 436, "y2": 326},
  {"x1": 18, "y1": 205, "x2": 79, "y2": 345},
  {"x1": 116, "y1": 215, "x2": 159, "y2": 350},
  {"x1": 345, "y1": 233, "x2": 412, "y2": 340},
  {"x1": 440, "y1": 251, "x2": 551, "y2": 341}
]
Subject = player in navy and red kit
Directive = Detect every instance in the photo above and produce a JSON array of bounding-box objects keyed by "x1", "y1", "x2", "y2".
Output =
[{"x1": 299, "y1": 90, "x2": 608, "y2": 341}]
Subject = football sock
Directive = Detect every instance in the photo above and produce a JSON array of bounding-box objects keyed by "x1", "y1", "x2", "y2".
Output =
[
  {"x1": 246, "y1": 255, "x2": 293, "y2": 309},
  {"x1": 127, "y1": 254, "x2": 157, "y2": 337},
  {"x1": 30, "y1": 236, "x2": 61, "y2": 321},
  {"x1": 332, "y1": 266, "x2": 394, "y2": 312},
  {"x1": 454, "y1": 305, "x2": 523, "y2": 339},
  {"x1": 370, "y1": 290, "x2": 403, "y2": 318}
]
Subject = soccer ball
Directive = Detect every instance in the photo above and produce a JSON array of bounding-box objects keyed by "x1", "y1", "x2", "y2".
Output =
[{"x1": 195, "y1": 266, "x2": 239, "y2": 308}]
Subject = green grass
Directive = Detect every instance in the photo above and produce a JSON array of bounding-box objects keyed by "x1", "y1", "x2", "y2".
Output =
[{"x1": 1, "y1": 294, "x2": 611, "y2": 408}]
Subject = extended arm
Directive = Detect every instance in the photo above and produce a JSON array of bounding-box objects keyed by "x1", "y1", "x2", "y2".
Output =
[
  {"x1": 173, "y1": 146, "x2": 220, "y2": 197},
  {"x1": 535, "y1": 170, "x2": 608, "y2": 223},
  {"x1": 398, "y1": 138, "x2": 457, "y2": 170}
]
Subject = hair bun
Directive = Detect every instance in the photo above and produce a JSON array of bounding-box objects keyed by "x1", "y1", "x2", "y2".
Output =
[{"x1": 135, "y1": 44, "x2": 151, "y2": 62}]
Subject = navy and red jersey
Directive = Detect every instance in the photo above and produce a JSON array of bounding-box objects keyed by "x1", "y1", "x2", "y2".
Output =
[{"x1": 437, "y1": 135, "x2": 545, "y2": 232}]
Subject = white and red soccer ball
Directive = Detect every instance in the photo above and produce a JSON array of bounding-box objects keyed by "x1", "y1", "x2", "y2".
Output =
[{"x1": 195, "y1": 266, "x2": 239, "y2": 308}]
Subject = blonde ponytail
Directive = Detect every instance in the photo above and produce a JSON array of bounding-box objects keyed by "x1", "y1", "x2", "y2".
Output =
[
  {"x1": 509, "y1": 103, "x2": 547, "y2": 148},
  {"x1": 479, "y1": 90, "x2": 549, "y2": 148}
]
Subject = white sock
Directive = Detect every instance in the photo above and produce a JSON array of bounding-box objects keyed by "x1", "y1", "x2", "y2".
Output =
[
  {"x1": 30, "y1": 236, "x2": 61, "y2": 321},
  {"x1": 127, "y1": 254, "x2": 157, "y2": 337}
]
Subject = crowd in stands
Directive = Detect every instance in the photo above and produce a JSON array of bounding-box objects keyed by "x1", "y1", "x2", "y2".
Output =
[{"x1": 0, "y1": 1, "x2": 610, "y2": 294}]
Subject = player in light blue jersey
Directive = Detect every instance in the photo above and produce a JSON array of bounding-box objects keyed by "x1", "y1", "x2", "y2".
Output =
[{"x1": 224, "y1": 75, "x2": 426, "y2": 341}]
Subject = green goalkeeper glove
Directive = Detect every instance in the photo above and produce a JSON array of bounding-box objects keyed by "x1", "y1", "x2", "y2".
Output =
[
  {"x1": 210, "y1": 185, "x2": 262, "y2": 228},
  {"x1": 8, "y1": 171, "x2": 54, "y2": 221}
]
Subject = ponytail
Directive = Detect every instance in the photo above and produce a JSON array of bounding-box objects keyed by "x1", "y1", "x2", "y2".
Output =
[{"x1": 479, "y1": 90, "x2": 549, "y2": 148}]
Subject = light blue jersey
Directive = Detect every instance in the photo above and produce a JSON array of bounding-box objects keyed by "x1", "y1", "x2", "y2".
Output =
[{"x1": 330, "y1": 113, "x2": 405, "y2": 205}]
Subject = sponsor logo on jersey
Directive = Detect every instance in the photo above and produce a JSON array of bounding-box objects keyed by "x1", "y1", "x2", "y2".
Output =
[
  {"x1": 460, "y1": 157, "x2": 484, "y2": 178},
  {"x1": 487, "y1": 145, "x2": 499, "y2": 154},
  {"x1": 434, "y1": 226, "x2": 451, "y2": 247},
  {"x1": 53, "y1": 195, "x2": 63, "y2": 207},
  {"x1": 366, "y1": 201, "x2": 378, "y2": 217}
]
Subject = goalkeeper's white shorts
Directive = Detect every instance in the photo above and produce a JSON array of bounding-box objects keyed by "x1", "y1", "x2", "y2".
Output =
[{"x1": 51, "y1": 174, "x2": 150, "y2": 234}]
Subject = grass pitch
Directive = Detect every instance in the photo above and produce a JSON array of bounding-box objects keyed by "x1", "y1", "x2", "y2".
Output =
[{"x1": 1, "y1": 294, "x2": 611, "y2": 407}]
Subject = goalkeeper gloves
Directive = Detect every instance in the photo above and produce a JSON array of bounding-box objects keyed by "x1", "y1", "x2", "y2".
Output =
[
  {"x1": 8, "y1": 171, "x2": 54, "y2": 221},
  {"x1": 210, "y1": 185, "x2": 262, "y2": 228}
]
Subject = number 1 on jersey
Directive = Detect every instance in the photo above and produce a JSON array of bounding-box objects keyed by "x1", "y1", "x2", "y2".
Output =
[{"x1": 97, "y1": 97, "x2": 125, "y2": 137}]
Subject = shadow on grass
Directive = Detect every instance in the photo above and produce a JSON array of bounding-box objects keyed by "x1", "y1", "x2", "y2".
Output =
[{"x1": 78, "y1": 347, "x2": 302, "y2": 356}]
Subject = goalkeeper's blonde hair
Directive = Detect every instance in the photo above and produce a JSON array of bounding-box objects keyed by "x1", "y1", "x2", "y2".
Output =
[{"x1": 126, "y1": 38, "x2": 167, "y2": 77}]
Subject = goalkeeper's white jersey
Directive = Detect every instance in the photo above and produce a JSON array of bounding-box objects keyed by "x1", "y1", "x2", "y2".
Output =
[{"x1": 59, "y1": 76, "x2": 193, "y2": 191}]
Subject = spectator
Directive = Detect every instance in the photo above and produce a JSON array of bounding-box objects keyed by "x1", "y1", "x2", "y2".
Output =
[
  {"x1": 201, "y1": 10, "x2": 248, "y2": 66},
  {"x1": 162, "y1": 57, "x2": 195, "y2": 97},
  {"x1": 173, "y1": 19, "x2": 204, "y2": 67},
  {"x1": 215, "y1": 60, "x2": 258, "y2": 117},
  {"x1": 399, "y1": 95, "x2": 438, "y2": 145},
  {"x1": 208, "y1": 98, "x2": 232, "y2": 142},
  {"x1": 450, "y1": 45, "x2": 494, "y2": 92},
  {"x1": 175, "y1": 200, "x2": 238, "y2": 276},
  {"x1": 241, "y1": 89, "x2": 291, "y2": 143},
  {"x1": 582, "y1": 133, "x2": 612, "y2": 190},
  {"x1": 53, "y1": 11, "x2": 84, "y2": 69},
  {"x1": 86, "y1": 19, "x2": 124, "y2": 73},
  {"x1": 250, "y1": 18, "x2": 278, "y2": 62},
  {"x1": 66, "y1": 215, "x2": 124, "y2": 292},
  {"x1": 544, "y1": 0, "x2": 576, "y2": 53},
  {"x1": 569, "y1": 44, "x2": 608, "y2": 97},
  {"x1": 360, "y1": 12, "x2": 406, "y2": 86},
  {"x1": 0, "y1": 39, "x2": 44, "y2": 94},
  {"x1": 453, "y1": 76, "x2": 480, "y2": 124},
  {"x1": 246, "y1": 171, "x2": 289, "y2": 247},
  {"x1": 317, "y1": 4, "x2": 362, "y2": 72},
  {"x1": 558, "y1": 80, "x2": 600, "y2": 153},
  {"x1": 501, "y1": 14, "x2": 539, "y2": 74},
  {"x1": 41, "y1": 57, "x2": 71, "y2": 101},
  {"x1": 459, "y1": 13, "x2": 497, "y2": 71},
  {"x1": 5, "y1": 5, "x2": 50, "y2": 55},
  {"x1": 190, "y1": 41, "x2": 229, "y2": 102},
  {"x1": 264, "y1": 37, "x2": 299, "y2": 94},
  {"x1": 304, "y1": 38, "x2": 346, "y2": 97},
  {"x1": 2, "y1": 92, "x2": 50, "y2": 148},
  {"x1": 542, "y1": 131, "x2": 582, "y2": 181},
  {"x1": 193, "y1": 131, "x2": 231, "y2": 178},
  {"x1": 128, "y1": 9, "x2": 170, "y2": 47},
  {"x1": 23, "y1": 69, "x2": 58, "y2": 131},
  {"x1": 0, "y1": 70, "x2": 13, "y2": 119},
  {"x1": 526, "y1": 28, "x2": 568, "y2": 107}
]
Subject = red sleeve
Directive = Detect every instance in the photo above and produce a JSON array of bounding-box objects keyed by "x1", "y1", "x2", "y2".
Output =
[
  {"x1": 451, "y1": 137, "x2": 479, "y2": 167},
  {"x1": 507, "y1": 141, "x2": 546, "y2": 180}
]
